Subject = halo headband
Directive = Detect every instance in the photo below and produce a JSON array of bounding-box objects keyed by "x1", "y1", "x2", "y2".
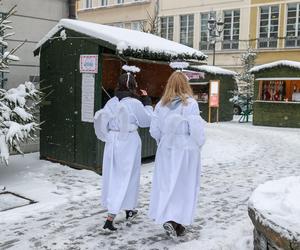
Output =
[
  {"x1": 169, "y1": 61, "x2": 190, "y2": 71},
  {"x1": 122, "y1": 65, "x2": 141, "y2": 74}
]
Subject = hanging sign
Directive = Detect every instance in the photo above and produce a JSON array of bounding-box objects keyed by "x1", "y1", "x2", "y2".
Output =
[
  {"x1": 182, "y1": 70, "x2": 205, "y2": 80},
  {"x1": 81, "y1": 73, "x2": 95, "y2": 123},
  {"x1": 80, "y1": 55, "x2": 98, "y2": 73},
  {"x1": 209, "y1": 80, "x2": 220, "y2": 108}
]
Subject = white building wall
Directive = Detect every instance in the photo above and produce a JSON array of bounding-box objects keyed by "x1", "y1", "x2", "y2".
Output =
[
  {"x1": 1, "y1": 0, "x2": 69, "y2": 153},
  {"x1": 1, "y1": 0, "x2": 69, "y2": 88}
]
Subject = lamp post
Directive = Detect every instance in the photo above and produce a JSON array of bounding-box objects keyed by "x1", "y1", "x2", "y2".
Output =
[{"x1": 207, "y1": 15, "x2": 224, "y2": 66}]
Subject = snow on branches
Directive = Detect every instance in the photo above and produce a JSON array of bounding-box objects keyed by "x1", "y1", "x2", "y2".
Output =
[
  {"x1": 236, "y1": 48, "x2": 257, "y2": 101},
  {"x1": 0, "y1": 4, "x2": 41, "y2": 165},
  {"x1": 0, "y1": 4, "x2": 24, "y2": 73},
  {"x1": 0, "y1": 82, "x2": 41, "y2": 164}
]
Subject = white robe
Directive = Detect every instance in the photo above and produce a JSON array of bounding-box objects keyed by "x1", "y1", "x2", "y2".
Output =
[
  {"x1": 94, "y1": 97, "x2": 153, "y2": 214},
  {"x1": 149, "y1": 97, "x2": 205, "y2": 225}
]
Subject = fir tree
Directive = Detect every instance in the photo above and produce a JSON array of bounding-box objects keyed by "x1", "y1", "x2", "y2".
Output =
[
  {"x1": 0, "y1": 3, "x2": 41, "y2": 165},
  {"x1": 231, "y1": 48, "x2": 257, "y2": 117},
  {"x1": 238, "y1": 48, "x2": 257, "y2": 101}
]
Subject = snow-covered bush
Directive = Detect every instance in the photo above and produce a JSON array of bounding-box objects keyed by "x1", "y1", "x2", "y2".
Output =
[
  {"x1": 230, "y1": 48, "x2": 257, "y2": 115},
  {"x1": 236, "y1": 48, "x2": 257, "y2": 102},
  {"x1": 0, "y1": 3, "x2": 41, "y2": 165}
]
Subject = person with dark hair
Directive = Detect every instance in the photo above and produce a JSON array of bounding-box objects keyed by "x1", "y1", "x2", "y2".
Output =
[{"x1": 94, "y1": 71, "x2": 153, "y2": 232}]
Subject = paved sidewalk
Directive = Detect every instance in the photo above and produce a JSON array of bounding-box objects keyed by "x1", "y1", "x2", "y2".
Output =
[{"x1": 0, "y1": 122, "x2": 300, "y2": 250}]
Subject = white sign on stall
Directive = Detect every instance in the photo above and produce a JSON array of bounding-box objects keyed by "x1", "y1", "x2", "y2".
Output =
[
  {"x1": 80, "y1": 55, "x2": 98, "y2": 73},
  {"x1": 81, "y1": 73, "x2": 95, "y2": 123}
]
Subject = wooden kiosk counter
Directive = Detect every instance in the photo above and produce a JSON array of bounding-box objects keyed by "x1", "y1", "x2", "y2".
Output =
[
  {"x1": 250, "y1": 60, "x2": 300, "y2": 128},
  {"x1": 34, "y1": 19, "x2": 207, "y2": 173}
]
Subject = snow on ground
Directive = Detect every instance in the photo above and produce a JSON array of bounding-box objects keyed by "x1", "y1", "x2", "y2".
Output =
[{"x1": 0, "y1": 120, "x2": 300, "y2": 250}]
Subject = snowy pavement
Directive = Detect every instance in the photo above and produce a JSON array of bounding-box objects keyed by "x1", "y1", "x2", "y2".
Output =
[{"x1": 0, "y1": 121, "x2": 300, "y2": 250}]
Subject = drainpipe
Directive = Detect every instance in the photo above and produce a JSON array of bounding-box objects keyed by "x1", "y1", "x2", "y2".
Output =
[{"x1": 68, "y1": 0, "x2": 77, "y2": 19}]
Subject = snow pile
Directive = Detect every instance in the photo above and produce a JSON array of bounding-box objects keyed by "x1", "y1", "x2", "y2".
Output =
[
  {"x1": 190, "y1": 65, "x2": 237, "y2": 76},
  {"x1": 35, "y1": 19, "x2": 207, "y2": 60},
  {"x1": 60, "y1": 29, "x2": 67, "y2": 41},
  {"x1": 249, "y1": 176, "x2": 300, "y2": 241},
  {"x1": 250, "y1": 60, "x2": 300, "y2": 73}
]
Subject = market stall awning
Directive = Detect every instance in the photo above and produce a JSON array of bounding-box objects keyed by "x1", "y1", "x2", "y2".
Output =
[
  {"x1": 256, "y1": 77, "x2": 300, "y2": 81},
  {"x1": 250, "y1": 60, "x2": 300, "y2": 73},
  {"x1": 189, "y1": 82, "x2": 209, "y2": 85}
]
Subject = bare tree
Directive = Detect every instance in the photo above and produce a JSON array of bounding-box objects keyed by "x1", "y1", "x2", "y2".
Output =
[{"x1": 140, "y1": 8, "x2": 159, "y2": 35}]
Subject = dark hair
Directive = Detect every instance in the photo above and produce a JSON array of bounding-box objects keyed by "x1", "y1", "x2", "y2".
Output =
[
  {"x1": 117, "y1": 73, "x2": 137, "y2": 91},
  {"x1": 114, "y1": 73, "x2": 139, "y2": 99}
]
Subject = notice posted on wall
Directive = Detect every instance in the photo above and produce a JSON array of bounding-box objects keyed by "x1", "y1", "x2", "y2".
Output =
[
  {"x1": 81, "y1": 73, "x2": 95, "y2": 123},
  {"x1": 209, "y1": 80, "x2": 220, "y2": 108}
]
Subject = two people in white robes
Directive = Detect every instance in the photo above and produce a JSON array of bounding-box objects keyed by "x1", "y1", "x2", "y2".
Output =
[{"x1": 94, "y1": 70, "x2": 205, "y2": 237}]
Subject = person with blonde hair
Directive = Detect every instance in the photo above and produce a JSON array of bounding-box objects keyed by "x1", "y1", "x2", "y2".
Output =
[{"x1": 149, "y1": 71, "x2": 205, "y2": 238}]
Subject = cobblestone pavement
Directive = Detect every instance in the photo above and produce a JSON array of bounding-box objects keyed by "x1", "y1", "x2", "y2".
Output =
[{"x1": 0, "y1": 122, "x2": 300, "y2": 250}]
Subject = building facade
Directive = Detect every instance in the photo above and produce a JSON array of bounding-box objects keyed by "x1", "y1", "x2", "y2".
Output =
[
  {"x1": 77, "y1": 0, "x2": 157, "y2": 31},
  {"x1": 1, "y1": 0, "x2": 70, "y2": 88},
  {"x1": 250, "y1": 0, "x2": 300, "y2": 65},
  {"x1": 77, "y1": 0, "x2": 300, "y2": 71}
]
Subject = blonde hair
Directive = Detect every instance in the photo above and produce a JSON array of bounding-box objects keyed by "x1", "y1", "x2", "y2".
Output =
[{"x1": 161, "y1": 71, "x2": 193, "y2": 106}]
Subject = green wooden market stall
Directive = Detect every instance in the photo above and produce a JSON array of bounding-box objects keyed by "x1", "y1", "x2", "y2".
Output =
[
  {"x1": 250, "y1": 60, "x2": 300, "y2": 128},
  {"x1": 34, "y1": 19, "x2": 207, "y2": 174},
  {"x1": 187, "y1": 65, "x2": 237, "y2": 122}
]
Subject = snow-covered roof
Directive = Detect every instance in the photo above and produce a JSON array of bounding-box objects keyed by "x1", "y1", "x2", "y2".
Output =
[
  {"x1": 190, "y1": 65, "x2": 237, "y2": 76},
  {"x1": 250, "y1": 60, "x2": 300, "y2": 73},
  {"x1": 35, "y1": 19, "x2": 207, "y2": 61}
]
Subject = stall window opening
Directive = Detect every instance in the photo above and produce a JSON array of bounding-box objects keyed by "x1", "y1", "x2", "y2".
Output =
[
  {"x1": 259, "y1": 80, "x2": 300, "y2": 102},
  {"x1": 261, "y1": 81, "x2": 285, "y2": 101}
]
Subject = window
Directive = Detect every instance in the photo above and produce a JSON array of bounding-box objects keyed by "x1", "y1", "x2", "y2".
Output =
[
  {"x1": 286, "y1": 3, "x2": 300, "y2": 47},
  {"x1": 259, "y1": 80, "x2": 300, "y2": 102},
  {"x1": 85, "y1": 0, "x2": 92, "y2": 8},
  {"x1": 112, "y1": 23, "x2": 125, "y2": 28},
  {"x1": 101, "y1": 0, "x2": 108, "y2": 6},
  {"x1": 160, "y1": 16, "x2": 174, "y2": 41},
  {"x1": 222, "y1": 9, "x2": 240, "y2": 50},
  {"x1": 117, "y1": 0, "x2": 124, "y2": 3},
  {"x1": 131, "y1": 22, "x2": 141, "y2": 31},
  {"x1": 200, "y1": 12, "x2": 216, "y2": 50},
  {"x1": 260, "y1": 81, "x2": 286, "y2": 101},
  {"x1": 258, "y1": 5, "x2": 279, "y2": 48},
  {"x1": 180, "y1": 14, "x2": 194, "y2": 47}
]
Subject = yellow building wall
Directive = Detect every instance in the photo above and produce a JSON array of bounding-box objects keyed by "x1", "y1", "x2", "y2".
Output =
[
  {"x1": 256, "y1": 51, "x2": 300, "y2": 64},
  {"x1": 250, "y1": 0, "x2": 300, "y2": 65}
]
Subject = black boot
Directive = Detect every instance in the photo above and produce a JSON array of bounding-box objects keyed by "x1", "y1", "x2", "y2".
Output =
[
  {"x1": 103, "y1": 219, "x2": 117, "y2": 231},
  {"x1": 163, "y1": 221, "x2": 178, "y2": 239},
  {"x1": 176, "y1": 224, "x2": 186, "y2": 236},
  {"x1": 125, "y1": 210, "x2": 138, "y2": 221}
]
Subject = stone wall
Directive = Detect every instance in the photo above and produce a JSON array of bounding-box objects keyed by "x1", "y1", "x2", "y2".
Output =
[{"x1": 249, "y1": 207, "x2": 300, "y2": 250}]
